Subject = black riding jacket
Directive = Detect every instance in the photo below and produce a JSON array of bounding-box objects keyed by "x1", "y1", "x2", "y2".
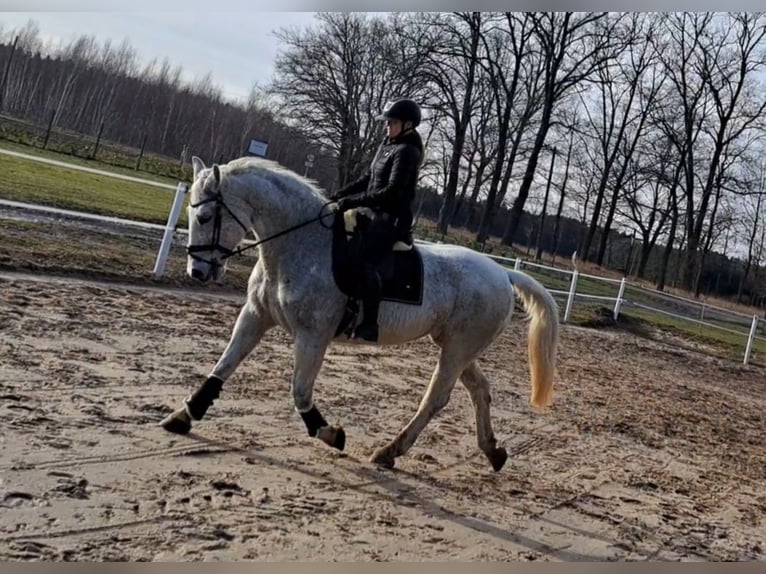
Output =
[{"x1": 333, "y1": 129, "x2": 423, "y2": 238}]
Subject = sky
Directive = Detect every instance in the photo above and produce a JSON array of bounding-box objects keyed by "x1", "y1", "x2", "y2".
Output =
[{"x1": 0, "y1": 11, "x2": 322, "y2": 103}]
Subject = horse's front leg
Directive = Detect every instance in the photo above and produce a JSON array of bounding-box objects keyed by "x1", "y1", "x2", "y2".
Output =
[
  {"x1": 291, "y1": 332, "x2": 345, "y2": 451},
  {"x1": 160, "y1": 301, "x2": 273, "y2": 434}
]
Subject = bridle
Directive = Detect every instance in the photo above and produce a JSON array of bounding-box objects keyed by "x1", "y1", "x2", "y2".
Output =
[
  {"x1": 186, "y1": 190, "x2": 337, "y2": 266},
  {"x1": 186, "y1": 191, "x2": 252, "y2": 267}
]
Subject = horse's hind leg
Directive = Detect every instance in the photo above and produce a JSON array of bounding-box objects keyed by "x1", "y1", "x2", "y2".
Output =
[
  {"x1": 369, "y1": 342, "x2": 466, "y2": 469},
  {"x1": 160, "y1": 302, "x2": 273, "y2": 435},
  {"x1": 460, "y1": 361, "x2": 507, "y2": 472}
]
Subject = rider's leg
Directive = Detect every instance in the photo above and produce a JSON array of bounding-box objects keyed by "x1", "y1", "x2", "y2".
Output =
[
  {"x1": 353, "y1": 263, "x2": 382, "y2": 342},
  {"x1": 352, "y1": 214, "x2": 393, "y2": 343}
]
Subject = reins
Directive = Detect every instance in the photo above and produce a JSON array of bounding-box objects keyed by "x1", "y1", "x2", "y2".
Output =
[{"x1": 187, "y1": 191, "x2": 337, "y2": 264}]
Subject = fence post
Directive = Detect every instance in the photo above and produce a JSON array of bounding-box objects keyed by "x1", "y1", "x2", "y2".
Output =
[
  {"x1": 91, "y1": 120, "x2": 105, "y2": 160},
  {"x1": 613, "y1": 277, "x2": 626, "y2": 321},
  {"x1": 42, "y1": 108, "x2": 56, "y2": 149},
  {"x1": 564, "y1": 270, "x2": 579, "y2": 323},
  {"x1": 135, "y1": 132, "x2": 148, "y2": 171},
  {"x1": 514, "y1": 257, "x2": 522, "y2": 271},
  {"x1": 153, "y1": 182, "x2": 188, "y2": 278},
  {"x1": 744, "y1": 314, "x2": 759, "y2": 365}
]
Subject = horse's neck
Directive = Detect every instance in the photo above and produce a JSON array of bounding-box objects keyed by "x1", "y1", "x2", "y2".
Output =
[
  {"x1": 246, "y1": 190, "x2": 324, "y2": 240},
  {"x1": 258, "y1": 220, "x2": 331, "y2": 277},
  {"x1": 241, "y1": 175, "x2": 331, "y2": 275}
]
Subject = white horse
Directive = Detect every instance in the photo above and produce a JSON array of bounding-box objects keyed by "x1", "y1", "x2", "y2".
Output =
[{"x1": 160, "y1": 155, "x2": 560, "y2": 472}]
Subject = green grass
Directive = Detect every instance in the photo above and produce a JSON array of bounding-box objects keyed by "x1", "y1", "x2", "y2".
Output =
[{"x1": 0, "y1": 146, "x2": 190, "y2": 227}]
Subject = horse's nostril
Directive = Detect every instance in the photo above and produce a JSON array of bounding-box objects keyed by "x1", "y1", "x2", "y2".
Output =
[{"x1": 191, "y1": 268, "x2": 207, "y2": 281}]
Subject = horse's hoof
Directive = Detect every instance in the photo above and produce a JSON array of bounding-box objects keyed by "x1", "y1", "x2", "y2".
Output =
[
  {"x1": 488, "y1": 446, "x2": 508, "y2": 472},
  {"x1": 159, "y1": 409, "x2": 192, "y2": 435},
  {"x1": 316, "y1": 425, "x2": 345, "y2": 451},
  {"x1": 370, "y1": 447, "x2": 395, "y2": 469}
]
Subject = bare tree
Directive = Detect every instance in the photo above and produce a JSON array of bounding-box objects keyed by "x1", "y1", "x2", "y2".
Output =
[
  {"x1": 474, "y1": 12, "x2": 543, "y2": 244},
  {"x1": 580, "y1": 13, "x2": 663, "y2": 265},
  {"x1": 738, "y1": 164, "x2": 766, "y2": 302},
  {"x1": 501, "y1": 11, "x2": 625, "y2": 245},
  {"x1": 657, "y1": 12, "x2": 766, "y2": 290},
  {"x1": 451, "y1": 80, "x2": 497, "y2": 227},
  {"x1": 567, "y1": 136, "x2": 600, "y2": 254},
  {"x1": 414, "y1": 12, "x2": 485, "y2": 234},
  {"x1": 270, "y1": 12, "x2": 431, "y2": 189},
  {"x1": 619, "y1": 131, "x2": 682, "y2": 279},
  {"x1": 550, "y1": 119, "x2": 578, "y2": 265}
]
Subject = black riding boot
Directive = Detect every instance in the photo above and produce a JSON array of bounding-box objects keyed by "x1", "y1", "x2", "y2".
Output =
[{"x1": 354, "y1": 265, "x2": 382, "y2": 342}]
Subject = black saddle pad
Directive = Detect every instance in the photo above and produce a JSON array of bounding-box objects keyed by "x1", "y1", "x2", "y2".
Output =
[{"x1": 331, "y1": 210, "x2": 424, "y2": 306}]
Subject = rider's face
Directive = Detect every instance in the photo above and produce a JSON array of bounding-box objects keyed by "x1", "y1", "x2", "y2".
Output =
[{"x1": 386, "y1": 119, "x2": 403, "y2": 138}]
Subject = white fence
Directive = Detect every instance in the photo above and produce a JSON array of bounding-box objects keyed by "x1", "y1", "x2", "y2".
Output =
[
  {"x1": 3, "y1": 146, "x2": 764, "y2": 366},
  {"x1": 474, "y1": 250, "x2": 764, "y2": 366}
]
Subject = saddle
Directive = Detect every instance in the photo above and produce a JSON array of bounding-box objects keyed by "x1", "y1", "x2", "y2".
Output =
[{"x1": 331, "y1": 208, "x2": 424, "y2": 337}]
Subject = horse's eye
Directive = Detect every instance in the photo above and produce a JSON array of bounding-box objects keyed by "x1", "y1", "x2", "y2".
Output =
[{"x1": 196, "y1": 213, "x2": 213, "y2": 225}]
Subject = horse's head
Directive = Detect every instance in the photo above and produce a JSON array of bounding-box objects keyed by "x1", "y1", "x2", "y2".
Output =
[{"x1": 186, "y1": 156, "x2": 252, "y2": 283}]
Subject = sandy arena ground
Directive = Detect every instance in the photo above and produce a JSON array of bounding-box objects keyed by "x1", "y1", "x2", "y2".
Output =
[{"x1": 1, "y1": 272, "x2": 765, "y2": 561}]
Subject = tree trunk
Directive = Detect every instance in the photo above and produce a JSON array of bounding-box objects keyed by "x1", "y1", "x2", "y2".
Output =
[
  {"x1": 501, "y1": 96, "x2": 553, "y2": 245},
  {"x1": 656, "y1": 188, "x2": 679, "y2": 292},
  {"x1": 437, "y1": 14, "x2": 481, "y2": 235},
  {"x1": 535, "y1": 146, "x2": 556, "y2": 261},
  {"x1": 476, "y1": 100, "x2": 512, "y2": 243},
  {"x1": 551, "y1": 140, "x2": 572, "y2": 265}
]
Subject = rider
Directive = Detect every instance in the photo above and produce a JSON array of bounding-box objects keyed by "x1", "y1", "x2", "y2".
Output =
[{"x1": 330, "y1": 98, "x2": 424, "y2": 343}]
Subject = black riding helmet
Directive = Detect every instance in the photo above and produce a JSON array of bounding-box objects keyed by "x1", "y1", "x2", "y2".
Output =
[{"x1": 376, "y1": 98, "x2": 422, "y2": 127}]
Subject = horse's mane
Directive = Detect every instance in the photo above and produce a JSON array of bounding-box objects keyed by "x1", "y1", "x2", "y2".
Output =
[{"x1": 223, "y1": 156, "x2": 328, "y2": 201}]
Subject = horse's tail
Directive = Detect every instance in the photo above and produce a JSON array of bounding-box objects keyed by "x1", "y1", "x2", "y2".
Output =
[{"x1": 507, "y1": 269, "x2": 559, "y2": 409}]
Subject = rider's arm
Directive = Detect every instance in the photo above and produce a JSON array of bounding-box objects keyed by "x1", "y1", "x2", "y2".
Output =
[
  {"x1": 345, "y1": 145, "x2": 420, "y2": 209},
  {"x1": 330, "y1": 172, "x2": 371, "y2": 200}
]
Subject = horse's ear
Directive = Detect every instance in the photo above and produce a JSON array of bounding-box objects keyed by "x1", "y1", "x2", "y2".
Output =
[
  {"x1": 191, "y1": 156, "x2": 206, "y2": 180},
  {"x1": 213, "y1": 164, "x2": 221, "y2": 186}
]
